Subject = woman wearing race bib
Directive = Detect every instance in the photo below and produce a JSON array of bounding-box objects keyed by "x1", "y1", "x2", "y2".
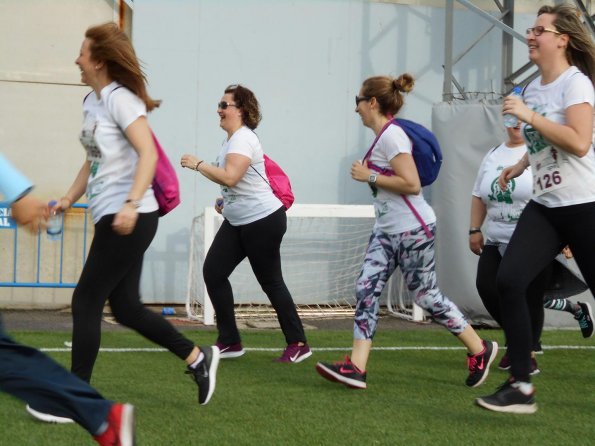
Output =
[
  {"x1": 316, "y1": 74, "x2": 498, "y2": 390},
  {"x1": 476, "y1": 4, "x2": 595, "y2": 414},
  {"x1": 469, "y1": 125, "x2": 593, "y2": 376},
  {"x1": 180, "y1": 84, "x2": 311, "y2": 363},
  {"x1": 45, "y1": 23, "x2": 219, "y2": 412}
]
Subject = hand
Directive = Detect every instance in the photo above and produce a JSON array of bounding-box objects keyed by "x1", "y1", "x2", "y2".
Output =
[
  {"x1": 112, "y1": 204, "x2": 139, "y2": 235},
  {"x1": 502, "y1": 95, "x2": 533, "y2": 124},
  {"x1": 11, "y1": 195, "x2": 49, "y2": 233},
  {"x1": 180, "y1": 154, "x2": 202, "y2": 170},
  {"x1": 498, "y1": 163, "x2": 525, "y2": 191},
  {"x1": 351, "y1": 159, "x2": 372, "y2": 182},
  {"x1": 215, "y1": 197, "x2": 224, "y2": 214},
  {"x1": 469, "y1": 232, "x2": 484, "y2": 256},
  {"x1": 52, "y1": 196, "x2": 72, "y2": 214}
]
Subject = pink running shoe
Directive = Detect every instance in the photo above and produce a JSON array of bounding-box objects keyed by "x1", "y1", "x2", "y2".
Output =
[
  {"x1": 215, "y1": 342, "x2": 245, "y2": 359},
  {"x1": 275, "y1": 343, "x2": 312, "y2": 363}
]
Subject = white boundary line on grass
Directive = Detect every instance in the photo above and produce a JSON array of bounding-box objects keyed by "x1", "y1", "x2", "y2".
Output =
[{"x1": 39, "y1": 345, "x2": 595, "y2": 353}]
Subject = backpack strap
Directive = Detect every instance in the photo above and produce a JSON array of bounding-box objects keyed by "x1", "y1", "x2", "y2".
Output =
[
  {"x1": 362, "y1": 118, "x2": 433, "y2": 239},
  {"x1": 250, "y1": 162, "x2": 271, "y2": 189},
  {"x1": 401, "y1": 195, "x2": 433, "y2": 239}
]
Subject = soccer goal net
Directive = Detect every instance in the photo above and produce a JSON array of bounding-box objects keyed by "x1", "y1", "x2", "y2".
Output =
[{"x1": 186, "y1": 204, "x2": 424, "y2": 324}]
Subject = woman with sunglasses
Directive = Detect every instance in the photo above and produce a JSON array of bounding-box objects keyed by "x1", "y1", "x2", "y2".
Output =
[
  {"x1": 316, "y1": 74, "x2": 498, "y2": 390},
  {"x1": 476, "y1": 4, "x2": 595, "y2": 414},
  {"x1": 180, "y1": 84, "x2": 311, "y2": 363}
]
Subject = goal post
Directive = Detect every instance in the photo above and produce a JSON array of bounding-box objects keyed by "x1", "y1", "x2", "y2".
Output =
[{"x1": 186, "y1": 204, "x2": 424, "y2": 325}]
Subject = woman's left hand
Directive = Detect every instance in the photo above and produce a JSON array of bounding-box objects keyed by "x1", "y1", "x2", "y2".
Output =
[
  {"x1": 351, "y1": 159, "x2": 372, "y2": 182},
  {"x1": 112, "y1": 204, "x2": 139, "y2": 235},
  {"x1": 181, "y1": 154, "x2": 202, "y2": 170},
  {"x1": 502, "y1": 95, "x2": 533, "y2": 124}
]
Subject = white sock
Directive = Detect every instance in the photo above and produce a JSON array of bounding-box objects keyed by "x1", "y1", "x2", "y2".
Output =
[
  {"x1": 189, "y1": 352, "x2": 205, "y2": 369},
  {"x1": 511, "y1": 381, "x2": 534, "y2": 395}
]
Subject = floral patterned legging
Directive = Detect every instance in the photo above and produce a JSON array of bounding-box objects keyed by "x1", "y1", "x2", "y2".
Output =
[{"x1": 354, "y1": 224, "x2": 468, "y2": 340}]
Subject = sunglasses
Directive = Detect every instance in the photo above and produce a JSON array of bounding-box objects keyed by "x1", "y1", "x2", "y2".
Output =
[
  {"x1": 526, "y1": 26, "x2": 561, "y2": 37},
  {"x1": 218, "y1": 101, "x2": 238, "y2": 110},
  {"x1": 355, "y1": 95, "x2": 371, "y2": 107}
]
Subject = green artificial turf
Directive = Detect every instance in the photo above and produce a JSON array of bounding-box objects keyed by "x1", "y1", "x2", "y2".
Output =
[{"x1": 2, "y1": 329, "x2": 593, "y2": 445}]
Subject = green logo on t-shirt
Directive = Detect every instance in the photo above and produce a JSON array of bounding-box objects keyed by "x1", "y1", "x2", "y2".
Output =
[{"x1": 488, "y1": 177, "x2": 515, "y2": 204}]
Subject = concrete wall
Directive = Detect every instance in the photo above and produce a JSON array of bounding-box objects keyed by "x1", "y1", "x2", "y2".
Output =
[{"x1": 0, "y1": 0, "x2": 120, "y2": 306}]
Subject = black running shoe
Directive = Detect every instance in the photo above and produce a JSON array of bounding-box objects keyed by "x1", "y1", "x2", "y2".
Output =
[
  {"x1": 476, "y1": 379, "x2": 537, "y2": 414},
  {"x1": 186, "y1": 345, "x2": 220, "y2": 405},
  {"x1": 466, "y1": 340, "x2": 498, "y2": 388},
  {"x1": 316, "y1": 356, "x2": 367, "y2": 389},
  {"x1": 575, "y1": 302, "x2": 594, "y2": 338}
]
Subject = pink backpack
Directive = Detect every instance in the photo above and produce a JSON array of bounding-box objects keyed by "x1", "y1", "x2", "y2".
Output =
[
  {"x1": 251, "y1": 154, "x2": 294, "y2": 210},
  {"x1": 103, "y1": 87, "x2": 180, "y2": 216},
  {"x1": 151, "y1": 133, "x2": 180, "y2": 216}
]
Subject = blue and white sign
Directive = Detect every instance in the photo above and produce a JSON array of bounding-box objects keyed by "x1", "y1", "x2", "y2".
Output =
[{"x1": 0, "y1": 203, "x2": 16, "y2": 229}]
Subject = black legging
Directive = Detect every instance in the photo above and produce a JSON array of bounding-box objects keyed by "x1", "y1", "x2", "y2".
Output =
[
  {"x1": 496, "y1": 200, "x2": 595, "y2": 382},
  {"x1": 203, "y1": 207, "x2": 306, "y2": 345},
  {"x1": 476, "y1": 244, "x2": 549, "y2": 352},
  {"x1": 71, "y1": 212, "x2": 195, "y2": 383}
]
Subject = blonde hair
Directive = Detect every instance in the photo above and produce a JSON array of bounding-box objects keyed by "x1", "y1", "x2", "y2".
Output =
[
  {"x1": 85, "y1": 22, "x2": 161, "y2": 111},
  {"x1": 538, "y1": 4, "x2": 595, "y2": 85},
  {"x1": 361, "y1": 73, "x2": 414, "y2": 116}
]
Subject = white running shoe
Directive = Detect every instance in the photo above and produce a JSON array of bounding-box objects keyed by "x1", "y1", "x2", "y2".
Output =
[{"x1": 26, "y1": 404, "x2": 74, "y2": 424}]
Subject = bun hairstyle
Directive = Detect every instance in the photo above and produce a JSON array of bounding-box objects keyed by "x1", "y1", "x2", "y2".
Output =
[
  {"x1": 361, "y1": 73, "x2": 415, "y2": 116},
  {"x1": 224, "y1": 84, "x2": 262, "y2": 130},
  {"x1": 538, "y1": 4, "x2": 595, "y2": 85}
]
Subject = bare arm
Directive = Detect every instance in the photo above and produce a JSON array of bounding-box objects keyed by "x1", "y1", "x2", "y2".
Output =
[
  {"x1": 55, "y1": 161, "x2": 92, "y2": 212},
  {"x1": 469, "y1": 195, "x2": 486, "y2": 255},
  {"x1": 351, "y1": 153, "x2": 421, "y2": 195},
  {"x1": 498, "y1": 153, "x2": 529, "y2": 191},
  {"x1": 181, "y1": 152, "x2": 251, "y2": 187},
  {"x1": 111, "y1": 116, "x2": 157, "y2": 235},
  {"x1": 503, "y1": 97, "x2": 593, "y2": 157}
]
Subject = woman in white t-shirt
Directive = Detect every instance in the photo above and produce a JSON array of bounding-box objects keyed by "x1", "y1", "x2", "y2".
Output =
[
  {"x1": 315, "y1": 74, "x2": 498, "y2": 390},
  {"x1": 470, "y1": 126, "x2": 593, "y2": 372},
  {"x1": 48, "y1": 24, "x2": 219, "y2": 411},
  {"x1": 181, "y1": 84, "x2": 311, "y2": 363},
  {"x1": 477, "y1": 5, "x2": 595, "y2": 414}
]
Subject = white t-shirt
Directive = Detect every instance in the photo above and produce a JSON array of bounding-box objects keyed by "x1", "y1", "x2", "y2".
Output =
[
  {"x1": 216, "y1": 126, "x2": 282, "y2": 225},
  {"x1": 472, "y1": 143, "x2": 532, "y2": 244},
  {"x1": 79, "y1": 82, "x2": 158, "y2": 223},
  {"x1": 523, "y1": 66, "x2": 595, "y2": 207},
  {"x1": 367, "y1": 124, "x2": 436, "y2": 234}
]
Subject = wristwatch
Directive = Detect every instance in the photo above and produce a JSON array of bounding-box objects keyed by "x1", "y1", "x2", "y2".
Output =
[{"x1": 368, "y1": 173, "x2": 378, "y2": 185}]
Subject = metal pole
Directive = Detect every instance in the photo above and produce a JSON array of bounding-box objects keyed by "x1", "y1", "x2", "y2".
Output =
[{"x1": 443, "y1": 0, "x2": 454, "y2": 101}]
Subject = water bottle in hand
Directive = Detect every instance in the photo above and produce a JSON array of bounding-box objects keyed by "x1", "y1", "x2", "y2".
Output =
[
  {"x1": 47, "y1": 200, "x2": 63, "y2": 241},
  {"x1": 503, "y1": 86, "x2": 523, "y2": 128}
]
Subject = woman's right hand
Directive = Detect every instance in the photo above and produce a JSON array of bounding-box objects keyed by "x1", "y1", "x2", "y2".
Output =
[
  {"x1": 215, "y1": 197, "x2": 224, "y2": 214},
  {"x1": 498, "y1": 162, "x2": 525, "y2": 191},
  {"x1": 51, "y1": 196, "x2": 72, "y2": 214},
  {"x1": 469, "y1": 232, "x2": 484, "y2": 256}
]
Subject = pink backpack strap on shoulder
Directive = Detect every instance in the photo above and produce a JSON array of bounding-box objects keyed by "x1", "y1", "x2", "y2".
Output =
[{"x1": 361, "y1": 118, "x2": 433, "y2": 239}]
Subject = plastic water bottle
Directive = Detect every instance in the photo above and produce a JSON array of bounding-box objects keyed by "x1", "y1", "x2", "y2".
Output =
[
  {"x1": 47, "y1": 200, "x2": 63, "y2": 241},
  {"x1": 503, "y1": 86, "x2": 523, "y2": 128}
]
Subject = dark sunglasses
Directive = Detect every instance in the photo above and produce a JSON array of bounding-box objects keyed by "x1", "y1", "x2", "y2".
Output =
[
  {"x1": 526, "y1": 26, "x2": 561, "y2": 37},
  {"x1": 355, "y1": 95, "x2": 371, "y2": 107},
  {"x1": 218, "y1": 101, "x2": 238, "y2": 110}
]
